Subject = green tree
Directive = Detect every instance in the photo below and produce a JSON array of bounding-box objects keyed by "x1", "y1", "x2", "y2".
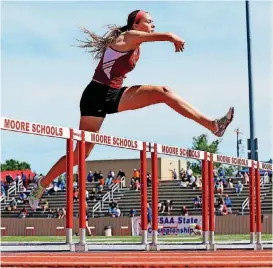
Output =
[
  {"x1": 1, "y1": 159, "x2": 31, "y2": 171},
  {"x1": 189, "y1": 134, "x2": 221, "y2": 175}
]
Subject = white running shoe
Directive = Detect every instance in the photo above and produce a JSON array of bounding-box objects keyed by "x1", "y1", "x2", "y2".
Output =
[{"x1": 28, "y1": 176, "x2": 46, "y2": 210}]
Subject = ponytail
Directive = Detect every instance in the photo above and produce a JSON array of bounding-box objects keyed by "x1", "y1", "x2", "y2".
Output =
[{"x1": 77, "y1": 24, "x2": 129, "y2": 61}]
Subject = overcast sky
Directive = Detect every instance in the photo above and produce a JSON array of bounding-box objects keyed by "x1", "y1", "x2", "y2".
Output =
[{"x1": 1, "y1": 1, "x2": 272, "y2": 174}]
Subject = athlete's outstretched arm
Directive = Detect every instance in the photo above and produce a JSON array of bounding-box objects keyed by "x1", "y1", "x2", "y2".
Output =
[{"x1": 124, "y1": 30, "x2": 185, "y2": 52}]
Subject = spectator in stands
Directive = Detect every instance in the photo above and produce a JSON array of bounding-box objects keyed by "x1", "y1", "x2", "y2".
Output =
[
  {"x1": 158, "y1": 201, "x2": 163, "y2": 212},
  {"x1": 244, "y1": 172, "x2": 249, "y2": 185},
  {"x1": 112, "y1": 170, "x2": 122, "y2": 185},
  {"x1": 147, "y1": 172, "x2": 152, "y2": 186},
  {"x1": 172, "y1": 169, "x2": 177, "y2": 180},
  {"x1": 116, "y1": 169, "x2": 125, "y2": 180},
  {"x1": 33, "y1": 173, "x2": 39, "y2": 183},
  {"x1": 130, "y1": 208, "x2": 136, "y2": 217},
  {"x1": 73, "y1": 188, "x2": 79, "y2": 202},
  {"x1": 97, "y1": 183, "x2": 103, "y2": 193},
  {"x1": 47, "y1": 182, "x2": 59, "y2": 195},
  {"x1": 186, "y1": 167, "x2": 193, "y2": 180},
  {"x1": 236, "y1": 172, "x2": 243, "y2": 178},
  {"x1": 60, "y1": 208, "x2": 66, "y2": 219},
  {"x1": 85, "y1": 189, "x2": 89, "y2": 200},
  {"x1": 93, "y1": 170, "x2": 100, "y2": 182},
  {"x1": 28, "y1": 174, "x2": 33, "y2": 184},
  {"x1": 235, "y1": 181, "x2": 243, "y2": 195},
  {"x1": 112, "y1": 206, "x2": 121, "y2": 217},
  {"x1": 193, "y1": 196, "x2": 202, "y2": 209},
  {"x1": 20, "y1": 185, "x2": 27, "y2": 193},
  {"x1": 21, "y1": 171, "x2": 27, "y2": 187},
  {"x1": 108, "y1": 200, "x2": 118, "y2": 215},
  {"x1": 18, "y1": 207, "x2": 27, "y2": 219},
  {"x1": 1, "y1": 184, "x2": 6, "y2": 197},
  {"x1": 6, "y1": 173, "x2": 13, "y2": 185},
  {"x1": 57, "y1": 175, "x2": 66, "y2": 190},
  {"x1": 218, "y1": 167, "x2": 225, "y2": 179},
  {"x1": 41, "y1": 199, "x2": 49, "y2": 212},
  {"x1": 73, "y1": 177, "x2": 78, "y2": 188},
  {"x1": 19, "y1": 191, "x2": 28, "y2": 204},
  {"x1": 7, "y1": 197, "x2": 17, "y2": 212},
  {"x1": 180, "y1": 168, "x2": 186, "y2": 180},
  {"x1": 188, "y1": 175, "x2": 196, "y2": 188},
  {"x1": 216, "y1": 181, "x2": 224, "y2": 195},
  {"x1": 161, "y1": 200, "x2": 173, "y2": 215},
  {"x1": 133, "y1": 169, "x2": 140, "y2": 182},
  {"x1": 56, "y1": 208, "x2": 62, "y2": 219},
  {"x1": 224, "y1": 194, "x2": 232, "y2": 213},
  {"x1": 105, "y1": 170, "x2": 114, "y2": 187},
  {"x1": 135, "y1": 179, "x2": 141, "y2": 191},
  {"x1": 217, "y1": 193, "x2": 224, "y2": 208},
  {"x1": 195, "y1": 176, "x2": 202, "y2": 189},
  {"x1": 130, "y1": 178, "x2": 136, "y2": 190},
  {"x1": 87, "y1": 171, "x2": 94, "y2": 182},
  {"x1": 181, "y1": 205, "x2": 189, "y2": 216},
  {"x1": 227, "y1": 177, "x2": 233, "y2": 188},
  {"x1": 147, "y1": 203, "x2": 152, "y2": 225},
  {"x1": 219, "y1": 204, "x2": 228, "y2": 216}
]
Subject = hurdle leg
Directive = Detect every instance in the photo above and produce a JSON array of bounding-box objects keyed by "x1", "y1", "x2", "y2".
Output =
[
  {"x1": 202, "y1": 152, "x2": 209, "y2": 244},
  {"x1": 66, "y1": 129, "x2": 74, "y2": 244},
  {"x1": 249, "y1": 161, "x2": 256, "y2": 244},
  {"x1": 79, "y1": 131, "x2": 86, "y2": 245},
  {"x1": 208, "y1": 153, "x2": 216, "y2": 250},
  {"x1": 151, "y1": 143, "x2": 158, "y2": 245},
  {"x1": 255, "y1": 162, "x2": 262, "y2": 249},
  {"x1": 140, "y1": 142, "x2": 148, "y2": 244}
]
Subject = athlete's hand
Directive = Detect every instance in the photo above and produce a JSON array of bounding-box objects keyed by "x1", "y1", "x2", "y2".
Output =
[{"x1": 170, "y1": 33, "x2": 185, "y2": 52}]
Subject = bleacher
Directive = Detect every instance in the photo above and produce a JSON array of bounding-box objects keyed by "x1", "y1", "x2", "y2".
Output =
[
  {"x1": 109, "y1": 177, "x2": 272, "y2": 217},
  {"x1": 1, "y1": 176, "x2": 272, "y2": 218},
  {"x1": 0, "y1": 181, "x2": 127, "y2": 218}
]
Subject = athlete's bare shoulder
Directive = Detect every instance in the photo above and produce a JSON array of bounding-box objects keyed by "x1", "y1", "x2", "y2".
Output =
[{"x1": 110, "y1": 32, "x2": 138, "y2": 52}]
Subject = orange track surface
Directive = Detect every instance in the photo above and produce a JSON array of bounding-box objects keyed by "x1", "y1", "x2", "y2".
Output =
[{"x1": 1, "y1": 250, "x2": 272, "y2": 268}]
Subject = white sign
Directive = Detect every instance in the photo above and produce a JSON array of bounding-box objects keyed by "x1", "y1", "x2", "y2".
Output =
[
  {"x1": 213, "y1": 154, "x2": 250, "y2": 167},
  {"x1": 0, "y1": 117, "x2": 70, "y2": 139},
  {"x1": 131, "y1": 216, "x2": 202, "y2": 236},
  {"x1": 85, "y1": 131, "x2": 143, "y2": 151},
  {"x1": 157, "y1": 144, "x2": 204, "y2": 160},
  {"x1": 260, "y1": 162, "x2": 273, "y2": 171}
]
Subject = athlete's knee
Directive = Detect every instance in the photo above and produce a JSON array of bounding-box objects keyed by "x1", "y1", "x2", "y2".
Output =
[{"x1": 154, "y1": 86, "x2": 173, "y2": 101}]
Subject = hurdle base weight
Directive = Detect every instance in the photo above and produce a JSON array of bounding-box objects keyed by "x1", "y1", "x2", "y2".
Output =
[
  {"x1": 206, "y1": 243, "x2": 217, "y2": 251},
  {"x1": 255, "y1": 243, "x2": 263, "y2": 251},
  {"x1": 149, "y1": 243, "x2": 160, "y2": 251},
  {"x1": 71, "y1": 243, "x2": 88, "y2": 252}
]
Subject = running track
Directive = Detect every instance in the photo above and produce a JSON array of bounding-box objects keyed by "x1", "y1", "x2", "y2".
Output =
[{"x1": 1, "y1": 250, "x2": 272, "y2": 267}]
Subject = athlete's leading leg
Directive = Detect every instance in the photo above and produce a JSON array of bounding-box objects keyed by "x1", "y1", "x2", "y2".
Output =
[
  {"x1": 118, "y1": 85, "x2": 234, "y2": 136},
  {"x1": 28, "y1": 116, "x2": 104, "y2": 210}
]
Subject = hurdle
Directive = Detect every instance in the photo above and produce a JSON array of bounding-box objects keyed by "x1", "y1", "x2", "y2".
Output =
[
  {"x1": 149, "y1": 143, "x2": 272, "y2": 251},
  {"x1": 1, "y1": 116, "x2": 272, "y2": 252},
  {"x1": 0, "y1": 116, "x2": 148, "y2": 252}
]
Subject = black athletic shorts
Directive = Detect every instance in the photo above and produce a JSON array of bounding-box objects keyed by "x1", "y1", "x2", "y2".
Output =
[{"x1": 80, "y1": 80, "x2": 127, "y2": 118}]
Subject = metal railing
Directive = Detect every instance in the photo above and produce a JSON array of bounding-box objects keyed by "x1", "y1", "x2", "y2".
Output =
[
  {"x1": 7, "y1": 183, "x2": 17, "y2": 201},
  {"x1": 241, "y1": 176, "x2": 266, "y2": 215},
  {"x1": 91, "y1": 176, "x2": 126, "y2": 217},
  {"x1": 17, "y1": 179, "x2": 23, "y2": 192},
  {"x1": 92, "y1": 201, "x2": 101, "y2": 218},
  {"x1": 111, "y1": 176, "x2": 125, "y2": 198}
]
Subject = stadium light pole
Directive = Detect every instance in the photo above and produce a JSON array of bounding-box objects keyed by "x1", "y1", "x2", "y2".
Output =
[{"x1": 245, "y1": 0, "x2": 257, "y2": 161}]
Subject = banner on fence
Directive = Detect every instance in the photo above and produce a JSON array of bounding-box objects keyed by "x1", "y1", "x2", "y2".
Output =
[{"x1": 131, "y1": 216, "x2": 202, "y2": 236}]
